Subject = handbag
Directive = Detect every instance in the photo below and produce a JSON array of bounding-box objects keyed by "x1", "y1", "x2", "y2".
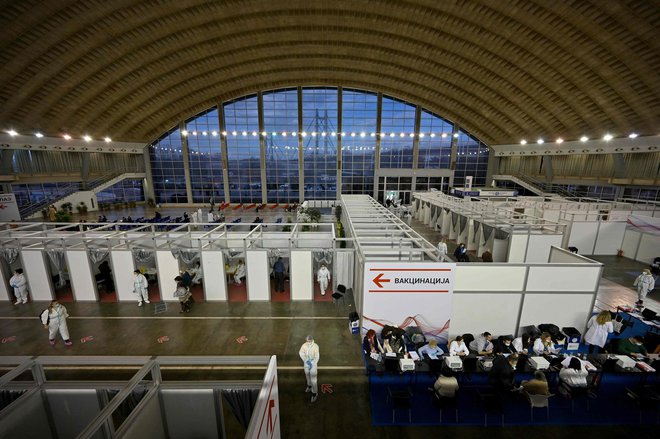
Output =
[{"x1": 612, "y1": 314, "x2": 625, "y2": 334}]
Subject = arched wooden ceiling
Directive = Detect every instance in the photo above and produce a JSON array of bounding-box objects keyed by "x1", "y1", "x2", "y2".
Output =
[{"x1": 0, "y1": 0, "x2": 658, "y2": 145}]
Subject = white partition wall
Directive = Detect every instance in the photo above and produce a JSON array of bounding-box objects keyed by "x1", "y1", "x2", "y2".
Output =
[
  {"x1": 441, "y1": 210, "x2": 450, "y2": 236},
  {"x1": 290, "y1": 250, "x2": 313, "y2": 301},
  {"x1": 156, "y1": 250, "x2": 179, "y2": 302},
  {"x1": 568, "y1": 222, "x2": 597, "y2": 254},
  {"x1": 201, "y1": 251, "x2": 227, "y2": 301},
  {"x1": 526, "y1": 266, "x2": 601, "y2": 292},
  {"x1": 621, "y1": 229, "x2": 641, "y2": 260},
  {"x1": 525, "y1": 234, "x2": 563, "y2": 263},
  {"x1": 246, "y1": 250, "x2": 270, "y2": 301},
  {"x1": 65, "y1": 250, "x2": 96, "y2": 301},
  {"x1": 519, "y1": 293, "x2": 595, "y2": 333},
  {"x1": 450, "y1": 293, "x2": 521, "y2": 337},
  {"x1": 455, "y1": 265, "x2": 526, "y2": 291},
  {"x1": 507, "y1": 234, "x2": 528, "y2": 262},
  {"x1": 0, "y1": 265, "x2": 10, "y2": 301},
  {"x1": 20, "y1": 250, "x2": 53, "y2": 301},
  {"x1": 593, "y1": 222, "x2": 626, "y2": 255},
  {"x1": 492, "y1": 237, "x2": 507, "y2": 262},
  {"x1": 111, "y1": 250, "x2": 136, "y2": 302},
  {"x1": 636, "y1": 232, "x2": 660, "y2": 264}
]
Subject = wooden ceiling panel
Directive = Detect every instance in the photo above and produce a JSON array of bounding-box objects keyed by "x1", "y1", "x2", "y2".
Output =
[{"x1": 0, "y1": 0, "x2": 657, "y2": 145}]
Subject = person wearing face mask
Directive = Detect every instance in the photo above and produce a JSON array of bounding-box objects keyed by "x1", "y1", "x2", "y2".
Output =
[
  {"x1": 10, "y1": 268, "x2": 29, "y2": 305},
  {"x1": 317, "y1": 263, "x2": 331, "y2": 295},
  {"x1": 618, "y1": 336, "x2": 648, "y2": 358},
  {"x1": 494, "y1": 336, "x2": 516, "y2": 355},
  {"x1": 40, "y1": 300, "x2": 73, "y2": 346},
  {"x1": 299, "y1": 335, "x2": 320, "y2": 403},
  {"x1": 470, "y1": 332, "x2": 494, "y2": 355},
  {"x1": 132, "y1": 269, "x2": 150, "y2": 307},
  {"x1": 533, "y1": 332, "x2": 560, "y2": 355}
]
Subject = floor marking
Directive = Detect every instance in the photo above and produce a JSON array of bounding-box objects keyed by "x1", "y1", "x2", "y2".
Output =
[{"x1": 0, "y1": 316, "x2": 347, "y2": 321}]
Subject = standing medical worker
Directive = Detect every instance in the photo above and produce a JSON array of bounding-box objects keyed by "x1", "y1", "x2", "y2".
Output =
[
  {"x1": 299, "y1": 335, "x2": 320, "y2": 403},
  {"x1": 437, "y1": 238, "x2": 448, "y2": 262},
  {"x1": 133, "y1": 269, "x2": 150, "y2": 306},
  {"x1": 10, "y1": 268, "x2": 29, "y2": 304},
  {"x1": 41, "y1": 300, "x2": 72, "y2": 346},
  {"x1": 317, "y1": 263, "x2": 331, "y2": 295},
  {"x1": 633, "y1": 269, "x2": 655, "y2": 305}
]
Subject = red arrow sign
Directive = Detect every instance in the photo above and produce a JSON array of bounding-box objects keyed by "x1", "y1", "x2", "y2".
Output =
[
  {"x1": 157, "y1": 336, "x2": 169, "y2": 344},
  {"x1": 236, "y1": 335, "x2": 248, "y2": 344},
  {"x1": 373, "y1": 273, "x2": 391, "y2": 288},
  {"x1": 80, "y1": 336, "x2": 94, "y2": 343},
  {"x1": 321, "y1": 383, "x2": 333, "y2": 394},
  {"x1": 1, "y1": 336, "x2": 16, "y2": 344}
]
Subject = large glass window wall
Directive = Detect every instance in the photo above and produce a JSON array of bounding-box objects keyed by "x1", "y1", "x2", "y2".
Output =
[
  {"x1": 419, "y1": 110, "x2": 453, "y2": 169},
  {"x1": 263, "y1": 88, "x2": 299, "y2": 203},
  {"x1": 379, "y1": 96, "x2": 415, "y2": 169},
  {"x1": 185, "y1": 108, "x2": 223, "y2": 203},
  {"x1": 454, "y1": 130, "x2": 490, "y2": 188},
  {"x1": 224, "y1": 95, "x2": 261, "y2": 203},
  {"x1": 149, "y1": 128, "x2": 186, "y2": 204},
  {"x1": 302, "y1": 87, "x2": 338, "y2": 200},
  {"x1": 148, "y1": 87, "x2": 491, "y2": 203},
  {"x1": 341, "y1": 89, "x2": 377, "y2": 194},
  {"x1": 96, "y1": 179, "x2": 144, "y2": 204}
]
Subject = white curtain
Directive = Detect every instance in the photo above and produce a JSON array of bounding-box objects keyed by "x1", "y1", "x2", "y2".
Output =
[
  {"x1": 88, "y1": 249, "x2": 109, "y2": 264},
  {"x1": 47, "y1": 250, "x2": 66, "y2": 287},
  {"x1": 1, "y1": 248, "x2": 19, "y2": 265},
  {"x1": 335, "y1": 252, "x2": 354, "y2": 291}
]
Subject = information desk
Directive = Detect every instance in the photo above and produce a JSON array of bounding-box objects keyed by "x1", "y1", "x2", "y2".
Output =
[{"x1": 617, "y1": 308, "x2": 660, "y2": 336}]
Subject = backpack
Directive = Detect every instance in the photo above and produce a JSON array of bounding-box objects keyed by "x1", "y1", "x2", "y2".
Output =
[{"x1": 39, "y1": 309, "x2": 50, "y2": 325}]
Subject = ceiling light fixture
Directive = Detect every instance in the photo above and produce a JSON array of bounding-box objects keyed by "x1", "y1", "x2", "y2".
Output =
[
  {"x1": 83, "y1": 135, "x2": 92, "y2": 142},
  {"x1": 628, "y1": 133, "x2": 638, "y2": 139},
  {"x1": 603, "y1": 133, "x2": 613, "y2": 141},
  {"x1": 35, "y1": 132, "x2": 43, "y2": 138},
  {"x1": 580, "y1": 136, "x2": 588, "y2": 142}
]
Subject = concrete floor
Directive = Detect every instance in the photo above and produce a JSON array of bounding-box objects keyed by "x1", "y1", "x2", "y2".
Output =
[{"x1": 3, "y1": 209, "x2": 658, "y2": 436}]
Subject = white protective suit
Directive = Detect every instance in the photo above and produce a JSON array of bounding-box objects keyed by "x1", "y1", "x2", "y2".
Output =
[
  {"x1": 317, "y1": 266, "x2": 331, "y2": 295},
  {"x1": 190, "y1": 265, "x2": 203, "y2": 284},
  {"x1": 9, "y1": 272, "x2": 28, "y2": 304},
  {"x1": 299, "y1": 339, "x2": 320, "y2": 396},
  {"x1": 633, "y1": 272, "x2": 655, "y2": 301},
  {"x1": 437, "y1": 242, "x2": 448, "y2": 262},
  {"x1": 133, "y1": 272, "x2": 150, "y2": 305},
  {"x1": 234, "y1": 262, "x2": 246, "y2": 285},
  {"x1": 41, "y1": 303, "x2": 71, "y2": 344}
]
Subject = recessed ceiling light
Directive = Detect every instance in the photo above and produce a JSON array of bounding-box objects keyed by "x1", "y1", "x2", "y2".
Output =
[
  {"x1": 63, "y1": 134, "x2": 71, "y2": 140},
  {"x1": 83, "y1": 135, "x2": 92, "y2": 142},
  {"x1": 603, "y1": 133, "x2": 613, "y2": 141},
  {"x1": 441, "y1": 133, "x2": 447, "y2": 138},
  {"x1": 628, "y1": 133, "x2": 638, "y2": 139},
  {"x1": 520, "y1": 139, "x2": 527, "y2": 145},
  {"x1": 537, "y1": 138, "x2": 544, "y2": 144},
  {"x1": 104, "y1": 137, "x2": 111, "y2": 143},
  {"x1": 7, "y1": 130, "x2": 17, "y2": 136},
  {"x1": 556, "y1": 138, "x2": 563, "y2": 144},
  {"x1": 35, "y1": 132, "x2": 43, "y2": 138},
  {"x1": 181, "y1": 130, "x2": 188, "y2": 136},
  {"x1": 211, "y1": 131, "x2": 218, "y2": 136},
  {"x1": 580, "y1": 136, "x2": 588, "y2": 142},
  {"x1": 419, "y1": 133, "x2": 425, "y2": 138}
]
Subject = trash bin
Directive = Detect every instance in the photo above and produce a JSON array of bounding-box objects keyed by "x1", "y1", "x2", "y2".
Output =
[{"x1": 349, "y1": 311, "x2": 360, "y2": 334}]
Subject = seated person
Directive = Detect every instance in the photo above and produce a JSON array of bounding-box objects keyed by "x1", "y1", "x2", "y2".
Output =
[
  {"x1": 469, "y1": 331, "x2": 494, "y2": 355},
  {"x1": 494, "y1": 336, "x2": 516, "y2": 355},
  {"x1": 617, "y1": 336, "x2": 648, "y2": 358},
  {"x1": 559, "y1": 357, "x2": 588, "y2": 388},
  {"x1": 433, "y1": 367, "x2": 459, "y2": 398},
  {"x1": 488, "y1": 354, "x2": 518, "y2": 392},
  {"x1": 449, "y1": 335, "x2": 470, "y2": 356},
  {"x1": 362, "y1": 329, "x2": 384, "y2": 356},
  {"x1": 383, "y1": 334, "x2": 408, "y2": 357},
  {"x1": 512, "y1": 334, "x2": 530, "y2": 355},
  {"x1": 418, "y1": 339, "x2": 444, "y2": 360},
  {"x1": 532, "y1": 332, "x2": 561, "y2": 355},
  {"x1": 521, "y1": 370, "x2": 550, "y2": 395}
]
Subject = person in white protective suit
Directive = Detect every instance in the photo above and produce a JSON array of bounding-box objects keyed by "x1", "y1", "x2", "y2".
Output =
[
  {"x1": 317, "y1": 263, "x2": 331, "y2": 295},
  {"x1": 234, "y1": 259, "x2": 246, "y2": 285},
  {"x1": 299, "y1": 335, "x2": 320, "y2": 403},
  {"x1": 132, "y1": 269, "x2": 150, "y2": 306},
  {"x1": 633, "y1": 268, "x2": 655, "y2": 305},
  {"x1": 189, "y1": 261, "x2": 203, "y2": 285},
  {"x1": 10, "y1": 268, "x2": 29, "y2": 305},
  {"x1": 437, "y1": 238, "x2": 448, "y2": 262},
  {"x1": 41, "y1": 300, "x2": 73, "y2": 346}
]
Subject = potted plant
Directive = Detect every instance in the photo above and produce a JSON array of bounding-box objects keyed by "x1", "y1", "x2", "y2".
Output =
[
  {"x1": 335, "y1": 204, "x2": 342, "y2": 221},
  {"x1": 76, "y1": 201, "x2": 88, "y2": 214},
  {"x1": 61, "y1": 202, "x2": 73, "y2": 213},
  {"x1": 282, "y1": 217, "x2": 292, "y2": 232},
  {"x1": 55, "y1": 209, "x2": 72, "y2": 222}
]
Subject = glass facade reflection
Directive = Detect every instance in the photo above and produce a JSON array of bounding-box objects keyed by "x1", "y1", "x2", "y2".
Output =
[{"x1": 149, "y1": 87, "x2": 490, "y2": 204}]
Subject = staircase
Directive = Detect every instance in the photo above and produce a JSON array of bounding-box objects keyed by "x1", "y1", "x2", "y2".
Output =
[
  {"x1": 18, "y1": 173, "x2": 127, "y2": 219},
  {"x1": 492, "y1": 174, "x2": 582, "y2": 198}
]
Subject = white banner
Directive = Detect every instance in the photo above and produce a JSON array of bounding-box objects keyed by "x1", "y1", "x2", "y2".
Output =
[
  {"x1": 0, "y1": 193, "x2": 21, "y2": 222},
  {"x1": 362, "y1": 262, "x2": 456, "y2": 343}
]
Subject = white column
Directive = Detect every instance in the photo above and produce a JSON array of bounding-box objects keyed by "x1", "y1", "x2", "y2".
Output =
[
  {"x1": 202, "y1": 250, "x2": 227, "y2": 301},
  {"x1": 110, "y1": 250, "x2": 136, "y2": 302},
  {"x1": 0, "y1": 264, "x2": 10, "y2": 302},
  {"x1": 65, "y1": 250, "x2": 96, "y2": 301},
  {"x1": 290, "y1": 250, "x2": 313, "y2": 301},
  {"x1": 246, "y1": 250, "x2": 270, "y2": 301},
  {"x1": 20, "y1": 250, "x2": 53, "y2": 301},
  {"x1": 156, "y1": 250, "x2": 180, "y2": 302}
]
